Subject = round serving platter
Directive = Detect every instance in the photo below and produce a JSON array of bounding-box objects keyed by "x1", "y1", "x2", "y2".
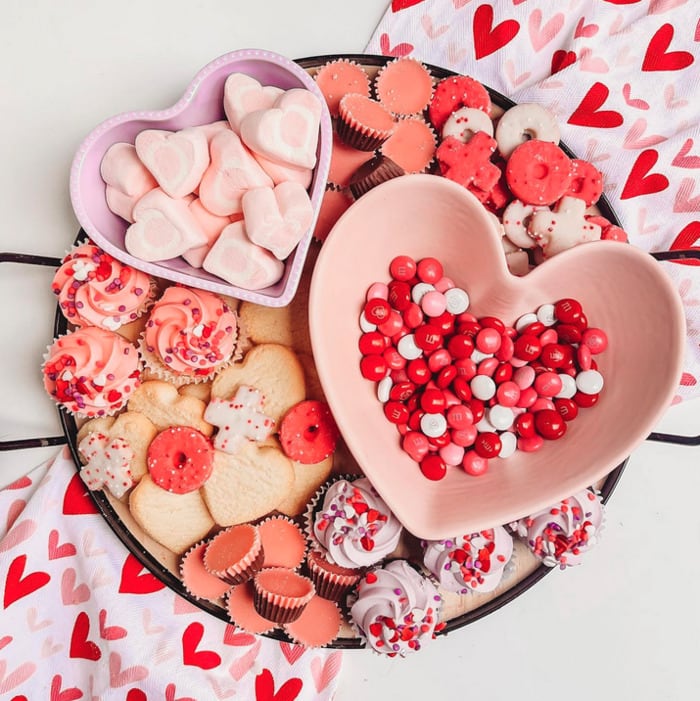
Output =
[{"x1": 56, "y1": 53, "x2": 627, "y2": 649}]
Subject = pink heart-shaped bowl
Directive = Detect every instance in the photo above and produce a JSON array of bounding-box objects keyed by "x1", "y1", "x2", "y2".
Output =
[
  {"x1": 309, "y1": 174, "x2": 685, "y2": 540},
  {"x1": 69, "y1": 49, "x2": 332, "y2": 307}
]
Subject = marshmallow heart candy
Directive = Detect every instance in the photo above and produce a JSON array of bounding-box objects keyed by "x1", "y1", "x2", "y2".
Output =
[
  {"x1": 202, "y1": 220, "x2": 284, "y2": 290},
  {"x1": 124, "y1": 188, "x2": 207, "y2": 262},
  {"x1": 223, "y1": 72, "x2": 284, "y2": 134},
  {"x1": 182, "y1": 198, "x2": 235, "y2": 268},
  {"x1": 253, "y1": 150, "x2": 313, "y2": 189},
  {"x1": 101, "y1": 142, "x2": 158, "y2": 197},
  {"x1": 198, "y1": 130, "x2": 273, "y2": 216},
  {"x1": 240, "y1": 88, "x2": 322, "y2": 170},
  {"x1": 135, "y1": 127, "x2": 210, "y2": 198},
  {"x1": 242, "y1": 182, "x2": 314, "y2": 260}
]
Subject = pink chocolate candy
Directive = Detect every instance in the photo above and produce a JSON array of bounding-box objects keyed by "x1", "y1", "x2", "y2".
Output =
[
  {"x1": 134, "y1": 127, "x2": 210, "y2": 199},
  {"x1": 124, "y1": 189, "x2": 206, "y2": 262},
  {"x1": 240, "y1": 88, "x2": 322, "y2": 170},
  {"x1": 223, "y1": 72, "x2": 284, "y2": 134},
  {"x1": 198, "y1": 130, "x2": 272, "y2": 216},
  {"x1": 241, "y1": 181, "x2": 314, "y2": 260},
  {"x1": 202, "y1": 220, "x2": 284, "y2": 290}
]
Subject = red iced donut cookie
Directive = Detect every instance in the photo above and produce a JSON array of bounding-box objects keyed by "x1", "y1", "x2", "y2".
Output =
[
  {"x1": 505, "y1": 140, "x2": 572, "y2": 206},
  {"x1": 562, "y1": 159, "x2": 603, "y2": 207},
  {"x1": 147, "y1": 426, "x2": 214, "y2": 494},
  {"x1": 428, "y1": 75, "x2": 491, "y2": 132},
  {"x1": 279, "y1": 400, "x2": 340, "y2": 464}
]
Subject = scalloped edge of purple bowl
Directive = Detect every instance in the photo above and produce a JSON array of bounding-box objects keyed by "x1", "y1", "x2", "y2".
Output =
[{"x1": 68, "y1": 48, "x2": 332, "y2": 308}]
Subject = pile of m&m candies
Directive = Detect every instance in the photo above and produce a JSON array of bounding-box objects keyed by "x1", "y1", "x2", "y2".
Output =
[{"x1": 358, "y1": 255, "x2": 608, "y2": 481}]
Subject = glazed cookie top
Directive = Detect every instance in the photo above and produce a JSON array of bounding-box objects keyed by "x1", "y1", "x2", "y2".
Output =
[
  {"x1": 52, "y1": 242, "x2": 155, "y2": 330},
  {"x1": 42, "y1": 326, "x2": 141, "y2": 418},
  {"x1": 143, "y1": 285, "x2": 238, "y2": 378},
  {"x1": 311, "y1": 477, "x2": 402, "y2": 569}
]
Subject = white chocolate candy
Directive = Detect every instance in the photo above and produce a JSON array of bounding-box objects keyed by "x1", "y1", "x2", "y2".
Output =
[
  {"x1": 502, "y1": 199, "x2": 545, "y2": 249},
  {"x1": 442, "y1": 106, "x2": 494, "y2": 143},
  {"x1": 135, "y1": 127, "x2": 210, "y2": 199},
  {"x1": 125, "y1": 189, "x2": 206, "y2": 262},
  {"x1": 444, "y1": 287, "x2": 470, "y2": 314},
  {"x1": 202, "y1": 220, "x2": 284, "y2": 290},
  {"x1": 198, "y1": 130, "x2": 273, "y2": 217},
  {"x1": 223, "y1": 73, "x2": 284, "y2": 134},
  {"x1": 240, "y1": 88, "x2": 322, "y2": 170},
  {"x1": 528, "y1": 196, "x2": 602, "y2": 258},
  {"x1": 495, "y1": 103, "x2": 560, "y2": 159},
  {"x1": 242, "y1": 181, "x2": 314, "y2": 260},
  {"x1": 420, "y1": 413, "x2": 447, "y2": 438},
  {"x1": 204, "y1": 386, "x2": 275, "y2": 454},
  {"x1": 498, "y1": 431, "x2": 517, "y2": 458},
  {"x1": 575, "y1": 369, "x2": 604, "y2": 395}
]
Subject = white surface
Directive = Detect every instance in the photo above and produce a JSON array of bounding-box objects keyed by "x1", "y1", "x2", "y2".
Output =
[{"x1": 1, "y1": 3, "x2": 698, "y2": 700}]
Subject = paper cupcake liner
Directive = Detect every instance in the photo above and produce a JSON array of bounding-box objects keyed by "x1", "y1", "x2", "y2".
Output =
[
  {"x1": 252, "y1": 568, "x2": 315, "y2": 624},
  {"x1": 225, "y1": 584, "x2": 278, "y2": 636},
  {"x1": 305, "y1": 549, "x2": 362, "y2": 602},
  {"x1": 203, "y1": 524, "x2": 265, "y2": 585}
]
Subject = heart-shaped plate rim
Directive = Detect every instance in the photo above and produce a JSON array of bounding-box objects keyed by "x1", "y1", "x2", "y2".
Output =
[
  {"x1": 309, "y1": 173, "x2": 686, "y2": 540},
  {"x1": 69, "y1": 48, "x2": 333, "y2": 307}
]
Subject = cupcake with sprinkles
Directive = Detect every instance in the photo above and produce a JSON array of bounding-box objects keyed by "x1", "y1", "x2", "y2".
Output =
[
  {"x1": 52, "y1": 241, "x2": 156, "y2": 331},
  {"x1": 306, "y1": 476, "x2": 403, "y2": 570},
  {"x1": 139, "y1": 284, "x2": 239, "y2": 386},
  {"x1": 509, "y1": 488, "x2": 605, "y2": 569},
  {"x1": 349, "y1": 560, "x2": 444, "y2": 656},
  {"x1": 422, "y1": 526, "x2": 514, "y2": 595},
  {"x1": 42, "y1": 326, "x2": 142, "y2": 418}
]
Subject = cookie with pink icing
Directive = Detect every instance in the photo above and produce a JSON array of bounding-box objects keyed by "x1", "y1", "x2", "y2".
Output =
[
  {"x1": 240, "y1": 88, "x2": 323, "y2": 170},
  {"x1": 52, "y1": 242, "x2": 155, "y2": 330},
  {"x1": 202, "y1": 220, "x2": 285, "y2": 290},
  {"x1": 204, "y1": 385, "x2": 276, "y2": 454},
  {"x1": 528, "y1": 196, "x2": 602, "y2": 258},
  {"x1": 242, "y1": 182, "x2": 314, "y2": 260},
  {"x1": 125, "y1": 189, "x2": 207, "y2": 262},
  {"x1": 198, "y1": 130, "x2": 273, "y2": 216},
  {"x1": 134, "y1": 127, "x2": 210, "y2": 199},
  {"x1": 78, "y1": 431, "x2": 135, "y2": 499},
  {"x1": 223, "y1": 72, "x2": 284, "y2": 134}
]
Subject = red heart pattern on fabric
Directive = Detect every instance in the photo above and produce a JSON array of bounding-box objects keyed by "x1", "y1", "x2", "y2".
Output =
[
  {"x1": 379, "y1": 32, "x2": 415, "y2": 57},
  {"x1": 182, "y1": 622, "x2": 222, "y2": 670},
  {"x1": 62, "y1": 473, "x2": 98, "y2": 515},
  {"x1": 528, "y1": 9, "x2": 564, "y2": 52},
  {"x1": 674, "y1": 177, "x2": 700, "y2": 212},
  {"x1": 642, "y1": 23, "x2": 694, "y2": 71},
  {"x1": 3, "y1": 555, "x2": 50, "y2": 608},
  {"x1": 223, "y1": 625, "x2": 258, "y2": 647},
  {"x1": 99, "y1": 608, "x2": 128, "y2": 640},
  {"x1": 567, "y1": 82, "x2": 623, "y2": 128},
  {"x1": 280, "y1": 642, "x2": 306, "y2": 665},
  {"x1": 472, "y1": 4, "x2": 520, "y2": 59},
  {"x1": 672, "y1": 139, "x2": 700, "y2": 168},
  {"x1": 392, "y1": 0, "x2": 426, "y2": 10},
  {"x1": 118, "y1": 554, "x2": 166, "y2": 595},
  {"x1": 5, "y1": 500, "x2": 26, "y2": 533},
  {"x1": 551, "y1": 50, "x2": 577, "y2": 74},
  {"x1": 48, "y1": 529, "x2": 77, "y2": 560},
  {"x1": 60, "y1": 567, "x2": 91, "y2": 605},
  {"x1": 0, "y1": 661, "x2": 36, "y2": 694},
  {"x1": 620, "y1": 149, "x2": 670, "y2": 199},
  {"x1": 50, "y1": 674, "x2": 83, "y2": 701},
  {"x1": 623, "y1": 118, "x2": 666, "y2": 149},
  {"x1": 69, "y1": 612, "x2": 102, "y2": 661},
  {"x1": 255, "y1": 669, "x2": 303, "y2": 701},
  {"x1": 0, "y1": 519, "x2": 37, "y2": 553},
  {"x1": 622, "y1": 83, "x2": 650, "y2": 110}
]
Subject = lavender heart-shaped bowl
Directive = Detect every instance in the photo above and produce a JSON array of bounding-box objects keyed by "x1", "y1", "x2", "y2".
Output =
[
  {"x1": 69, "y1": 48, "x2": 332, "y2": 307},
  {"x1": 310, "y1": 174, "x2": 686, "y2": 541}
]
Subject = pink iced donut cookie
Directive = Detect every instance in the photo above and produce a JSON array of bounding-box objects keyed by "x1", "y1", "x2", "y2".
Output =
[
  {"x1": 124, "y1": 189, "x2": 206, "y2": 262},
  {"x1": 279, "y1": 400, "x2": 339, "y2": 464},
  {"x1": 134, "y1": 127, "x2": 210, "y2": 199},
  {"x1": 242, "y1": 181, "x2": 314, "y2": 260},
  {"x1": 505, "y1": 140, "x2": 572, "y2": 206},
  {"x1": 562, "y1": 159, "x2": 603, "y2": 207},
  {"x1": 202, "y1": 220, "x2": 284, "y2": 290},
  {"x1": 428, "y1": 75, "x2": 491, "y2": 132},
  {"x1": 204, "y1": 385, "x2": 275, "y2": 454},
  {"x1": 147, "y1": 426, "x2": 214, "y2": 494},
  {"x1": 223, "y1": 72, "x2": 284, "y2": 134},
  {"x1": 495, "y1": 103, "x2": 560, "y2": 159}
]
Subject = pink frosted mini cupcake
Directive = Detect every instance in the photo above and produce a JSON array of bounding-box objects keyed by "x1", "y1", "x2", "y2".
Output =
[{"x1": 140, "y1": 285, "x2": 238, "y2": 385}]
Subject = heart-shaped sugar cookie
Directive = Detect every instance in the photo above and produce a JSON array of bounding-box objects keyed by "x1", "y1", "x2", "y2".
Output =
[
  {"x1": 240, "y1": 88, "x2": 322, "y2": 170},
  {"x1": 201, "y1": 441, "x2": 294, "y2": 526},
  {"x1": 224, "y1": 72, "x2": 284, "y2": 133}
]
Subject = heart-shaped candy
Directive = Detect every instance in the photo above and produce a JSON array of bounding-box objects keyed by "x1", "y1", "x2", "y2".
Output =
[
  {"x1": 224, "y1": 72, "x2": 284, "y2": 133},
  {"x1": 240, "y1": 88, "x2": 322, "y2": 170}
]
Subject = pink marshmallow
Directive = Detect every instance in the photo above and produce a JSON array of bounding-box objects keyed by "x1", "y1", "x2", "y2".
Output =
[
  {"x1": 125, "y1": 189, "x2": 206, "y2": 262},
  {"x1": 242, "y1": 181, "x2": 314, "y2": 260},
  {"x1": 100, "y1": 142, "x2": 157, "y2": 197},
  {"x1": 252, "y1": 150, "x2": 313, "y2": 188},
  {"x1": 198, "y1": 130, "x2": 272, "y2": 217},
  {"x1": 194, "y1": 120, "x2": 231, "y2": 144},
  {"x1": 240, "y1": 88, "x2": 322, "y2": 170},
  {"x1": 202, "y1": 220, "x2": 284, "y2": 290},
  {"x1": 223, "y1": 73, "x2": 284, "y2": 134},
  {"x1": 182, "y1": 198, "x2": 232, "y2": 268},
  {"x1": 105, "y1": 185, "x2": 140, "y2": 223},
  {"x1": 134, "y1": 127, "x2": 210, "y2": 199}
]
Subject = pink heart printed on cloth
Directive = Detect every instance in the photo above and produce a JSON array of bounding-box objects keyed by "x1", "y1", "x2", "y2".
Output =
[
  {"x1": 125, "y1": 189, "x2": 206, "y2": 262},
  {"x1": 365, "y1": 0, "x2": 700, "y2": 400},
  {"x1": 198, "y1": 130, "x2": 273, "y2": 216},
  {"x1": 242, "y1": 182, "x2": 315, "y2": 260},
  {"x1": 134, "y1": 127, "x2": 210, "y2": 199},
  {"x1": 203, "y1": 220, "x2": 285, "y2": 290},
  {"x1": 241, "y1": 88, "x2": 323, "y2": 170},
  {"x1": 0, "y1": 448, "x2": 344, "y2": 699},
  {"x1": 224, "y1": 72, "x2": 284, "y2": 133}
]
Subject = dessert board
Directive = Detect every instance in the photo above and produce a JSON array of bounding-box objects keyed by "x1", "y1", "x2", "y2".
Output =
[{"x1": 55, "y1": 54, "x2": 628, "y2": 649}]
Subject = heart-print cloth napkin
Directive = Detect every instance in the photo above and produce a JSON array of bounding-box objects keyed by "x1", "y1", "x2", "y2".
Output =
[
  {"x1": 0, "y1": 447, "x2": 342, "y2": 700},
  {"x1": 366, "y1": 0, "x2": 700, "y2": 402}
]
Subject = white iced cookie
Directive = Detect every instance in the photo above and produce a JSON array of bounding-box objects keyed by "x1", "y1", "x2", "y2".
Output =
[
  {"x1": 528, "y1": 196, "x2": 602, "y2": 258},
  {"x1": 442, "y1": 106, "x2": 494, "y2": 143},
  {"x1": 495, "y1": 103, "x2": 560, "y2": 159},
  {"x1": 502, "y1": 199, "x2": 545, "y2": 249}
]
